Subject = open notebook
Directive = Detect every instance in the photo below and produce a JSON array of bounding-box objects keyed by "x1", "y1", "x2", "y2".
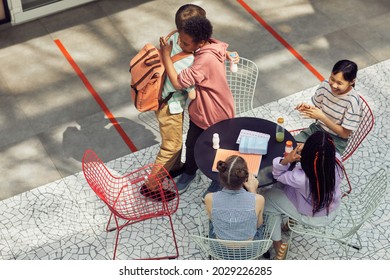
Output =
[{"x1": 212, "y1": 149, "x2": 262, "y2": 175}]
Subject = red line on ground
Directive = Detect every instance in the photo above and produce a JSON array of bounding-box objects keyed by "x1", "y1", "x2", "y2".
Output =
[
  {"x1": 237, "y1": 0, "x2": 325, "y2": 82},
  {"x1": 54, "y1": 39, "x2": 138, "y2": 152}
]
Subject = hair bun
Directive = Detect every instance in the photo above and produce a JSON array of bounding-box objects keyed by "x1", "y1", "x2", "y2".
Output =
[
  {"x1": 235, "y1": 168, "x2": 249, "y2": 179},
  {"x1": 217, "y1": 160, "x2": 228, "y2": 173}
]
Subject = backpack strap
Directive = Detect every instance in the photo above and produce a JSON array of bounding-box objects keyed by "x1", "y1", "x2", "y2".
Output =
[
  {"x1": 165, "y1": 30, "x2": 178, "y2": 41},
  {"x1": 171, "y1": 51, "x2": 192, "y2": 62},
  {"x1": 158, "y1": 91, "x2": 175, "y2": 110}
]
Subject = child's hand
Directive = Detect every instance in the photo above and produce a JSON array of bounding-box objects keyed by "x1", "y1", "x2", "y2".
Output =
[
  {"x1": 300, "y1": 106, "x2": 325, "y2": 121},
  {"x1": 244, "y1": 174, "x2": 259, "y2": 193},
  {"x1": 296, "y1": 143, "x2": 304, "y2": 155},
  {"x1": 159, "y1": 36, "x2": 172, "y2": 55},
  {"x1": 188, "y1": 89, "x2": 196, "y2": 100},
  {"x1": 280, "y1": 146, "x2": 301, "y2": 165},
  {"x1": 227, "y1": 51, "x2": 240, "y2": 63},
  {"x1": 295, "y1": 103, "x2": 312, "y2": 112}
]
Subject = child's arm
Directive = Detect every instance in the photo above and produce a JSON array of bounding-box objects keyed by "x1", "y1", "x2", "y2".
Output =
[
  {"x1": 255, "y1": 195, "x2": 265, "y2": 227},
  {"x1": 204, "y1": 193, "x2": 213, "y2": 219},
  {"x1": 159, "y1": 36, "x2": 182, "y2": 90},
  {"x1": 300, "y1": 107, "x2": 352, "y2": 139}
]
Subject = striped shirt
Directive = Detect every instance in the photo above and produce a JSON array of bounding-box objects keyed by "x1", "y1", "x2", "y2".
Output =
[
  {"x1": 312, "y1": 80, "x2": 362, "y2": 135},
  {"x1": 211, "y1": 188, "x2": 257, "y2": 241},
  {"x1": 162, "y1": 32, "x2": 194, "y2": 114}
]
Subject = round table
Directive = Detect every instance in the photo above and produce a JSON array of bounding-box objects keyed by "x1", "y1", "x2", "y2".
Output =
[{"x1": 194, "y1": 117, "x2": 296, "y2": 187}]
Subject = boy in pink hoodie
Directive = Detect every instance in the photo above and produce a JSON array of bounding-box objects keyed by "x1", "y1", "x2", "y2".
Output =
[{"x1": 160, "y1": 16, "x2": 235, "y2": 194}]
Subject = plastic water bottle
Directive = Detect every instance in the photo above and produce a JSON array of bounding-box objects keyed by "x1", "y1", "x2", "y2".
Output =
[
  {"x1": 212, "y1": 133, "x2": 220, "y2": 149},
  {"x1": 276, "y1": 117, "x2": 285, "y2": 143},
  {"x1": 230, "y1": 53, "x2": 238, "y2": 73},
  {"x1": 284, "y1": 140, "x2": 293, "y2": 156}
]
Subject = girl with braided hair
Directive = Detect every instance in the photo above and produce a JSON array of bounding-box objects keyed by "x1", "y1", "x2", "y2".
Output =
[
  {"x1": 204, "y1": 155, "x2": 265, "y2": 241},
  {"x1": 262, "y1": 131, "x2": 343, "y2": 259}
]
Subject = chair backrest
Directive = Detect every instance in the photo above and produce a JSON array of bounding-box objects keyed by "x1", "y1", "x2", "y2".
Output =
[
  {"x1": 138, "y1": 108, "x2": 190, "y2": 133},
  {"x1": 225, "y1": 57, "x2": 259, "y2": 115},
  {"x1": 337, "y1": 159, "x2": 352, "y2": 197},
  {"x1": 342, "y1": 95, "x2": 374, "y2": 161},
  {"x1": 190, "y1": 235, "x2": 273, "y2": 260},
  {"x1": 190, "y1": 214, "x2": 276, "y2": 260},
  {"x1": 348, "y1": 168, "x2": 387, "y2": 225},
  {"x1": 82, "y1": 150, "x2": 179, "y2": 220},
  {"x1": 333, "y1": 168, "x2": 387, "y2": 240}
]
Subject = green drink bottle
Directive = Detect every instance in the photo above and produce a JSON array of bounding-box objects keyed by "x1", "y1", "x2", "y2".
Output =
[{"x1": 276, "y1": 117, "x2": 285, "y2": 143}]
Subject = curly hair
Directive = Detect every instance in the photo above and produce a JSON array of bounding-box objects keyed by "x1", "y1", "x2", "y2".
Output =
[
  {"x1": 217, "y1": 155, "x2": 249, "y2": 190},
  {"x1": 175, "y1": 4, "x2": 206, "y2": 31},
  {"x1": 181, "y1": 16, "x2": 213, "y2": 44}
]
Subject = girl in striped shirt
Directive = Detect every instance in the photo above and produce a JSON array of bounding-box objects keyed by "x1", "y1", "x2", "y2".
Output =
[{"x1": 295, "y1": 60, "x2": 362, "y2": 154}]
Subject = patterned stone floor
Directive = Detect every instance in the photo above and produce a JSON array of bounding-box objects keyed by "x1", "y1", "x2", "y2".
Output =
[{"x1": 0, "y1": 59, "x2": 389, "y2": 260}]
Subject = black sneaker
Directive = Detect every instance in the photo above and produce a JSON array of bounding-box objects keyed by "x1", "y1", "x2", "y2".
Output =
[
  {"x1": 262, "y1": 250, "x2": 271, "y2": 259},
  {"x1": 139, "y1": 185, "x2": 176, "y2": 202},
  {"x1": 176, "y1": 172, "x2": 196, "y2": 194}
]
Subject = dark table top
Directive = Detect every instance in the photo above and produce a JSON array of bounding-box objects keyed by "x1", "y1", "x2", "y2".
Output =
[{"x1": 194, "y1": 117, "x2": 296, "y2": 187}]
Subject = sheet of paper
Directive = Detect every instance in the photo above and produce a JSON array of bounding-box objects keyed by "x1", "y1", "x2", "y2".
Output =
[
  {"x1": 236, "y1": 129, "x2": 270, "y2": 144},
  {"x1": 212, "y1": 148, "x2": 262, "y2": 175}
]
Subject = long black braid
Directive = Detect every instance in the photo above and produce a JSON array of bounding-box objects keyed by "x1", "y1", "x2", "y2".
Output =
[{"x1": 300, "y1": 131, "x2": 340, "y2": 215}]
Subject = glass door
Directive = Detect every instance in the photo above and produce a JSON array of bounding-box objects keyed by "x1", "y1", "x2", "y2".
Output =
[
  {"x1": 21, "y1": 0, "x2": 63, "y2": 11},
  {"x1": 7, "y1": 0, "x2": 97, "y2": 24}
]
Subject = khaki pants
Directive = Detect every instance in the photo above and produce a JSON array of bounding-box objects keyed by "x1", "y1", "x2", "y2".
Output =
[{"x1": 154, "y1": 105, "x2": 184, "y2": 172}]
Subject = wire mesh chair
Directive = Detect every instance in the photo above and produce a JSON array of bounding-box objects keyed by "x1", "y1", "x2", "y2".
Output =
[
  {"x1": 190, "y1": 213, "x2": 276, "y2": 260},
  {"x1": 138, "y1": 108, "x2": 190, "y2": 134},
  {"x1": 341, "y1": 95, "x2": 374, "y2": 161},
  {"x1": 82, "y1": 149, "x2": 179, "y2": 260},
  {"x1": 287, "y1": 168, "x2": 387, "y2": 259},
  {"x1": 338, "y1": 159, "x2": 352, "y2": 197},
  {"x1": 225, "y1": 57, "x2": 259, "y2": 115},
  {"x1": 289, "y1": 95, "x2": 374, "y2": 162}
]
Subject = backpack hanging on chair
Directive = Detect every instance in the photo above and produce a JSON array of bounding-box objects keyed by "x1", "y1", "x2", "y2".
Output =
[{"x1": 129, "y1": 32, "x2": 192, "y2": 112}]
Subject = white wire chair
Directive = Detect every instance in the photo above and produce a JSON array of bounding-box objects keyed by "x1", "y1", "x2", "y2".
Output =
[
  {"x1": 190, "y1": 213, "x2": 276, "y2": 260},
  {"x1": 138, "y1": 108, "x2": 190, "y2": 134},
  {"x1": 287, "y1": 168, "x2": 387, "y2": 259},
  {"x1": 225, "y1": 57, "x2": 259, "y2": 115}
]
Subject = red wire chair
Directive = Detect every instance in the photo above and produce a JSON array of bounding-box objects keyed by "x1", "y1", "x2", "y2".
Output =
[
  {"x1": 82, "y1": 150, "x2": 179, "y2": 260},
  {"x1": 337, "y1": 159, "x2": 352, "y2": 197},
  {"x1": 341, "y1": 96, "x2": 374, "y2": 162}
]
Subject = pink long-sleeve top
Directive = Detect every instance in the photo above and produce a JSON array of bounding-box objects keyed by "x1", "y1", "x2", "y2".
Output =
[{"x1": 178, "y1": 38, "x2": 235, "y2": 129}]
